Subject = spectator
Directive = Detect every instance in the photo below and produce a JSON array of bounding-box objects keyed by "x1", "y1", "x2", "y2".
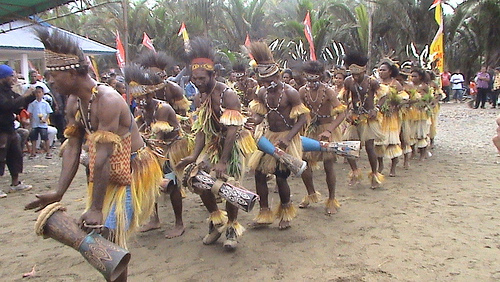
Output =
[
  {"x1": 16, "y1": 108, "x2": 30, "y2": 153},
  {"x1": 441, "y1": 69, "x2": 451, "y2": 102},
  {"x1": 45, "y1": 72, "x2": 66, "y2": 143},
  {"x1": 184, "y1": 81, "x2": 198, "y2": 112},
  {"x1": 171, "y1": 65, "x2": 181, "y2": 77},
  {"x1": 227, "y1": 71, "x2": 237, "y2": 89},
  {"x1": 107, "y1": 78, "x2": 118, "y2": 89},
  {"x1": 474, "y1": 66, "x2": 491, "y2": 109},
  {"x1": 214, "y1": 63, "x2": 226, "y2": 83},
  {"x1": 450, "y1": 70, "x2": 465, "y2": 103},
  {"x1": 12, "y1": 70, "x2": 25, "y2": 95},
  {"x1": 0, "y1": 64, "x2": 35, "y2": 197},
  {"x1": 23, "y1": 70, "x2": 50, "y2": 95},
  {"x1": 27, "y1": 86, "x2": 53, "y2": 159},
  {"x1": 469, "y1": 79, "x2": 477, "y2": 99},
  {"x1": 282, "y1": 68, "x2": 298, "y2": 89}
]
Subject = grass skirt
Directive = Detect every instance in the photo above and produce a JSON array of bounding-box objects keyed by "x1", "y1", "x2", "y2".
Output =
[
  {"x1": 343, "y1": 117, "x2": 385, "y2": 144},
  {"x1": 303, "y1": 123, "x2": 340, "y2": 168},
  {"x1": 248, "y1": 130, "x2": 302, "y2": 175},
  {"x1": 86, "y1": 147, "x2": 162, "y2": 248}
]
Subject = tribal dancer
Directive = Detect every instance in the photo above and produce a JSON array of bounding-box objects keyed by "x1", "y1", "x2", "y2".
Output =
[
  {"x1": 176, "y1": 38, "x2": 256, "y2": 251},
  {"x1": 376, "y1": 59, "x2": 408, "y2": 177},
  {"x1": 233, "y1": 62, "x2": 258, "y2": 108},
  {"x1": 343, "y1": 53, "x2": 385, "y2": 189},
  {"x1": 125, "y1": 65, "x2": 192, "y2": 238},
  {"x1": 136, "y1": 52, "x2": 192, "y2": 232},
  {"x1": 247, "y1": 42, "x2": 310, "y2": 229},
  {"x1": 397, "y1": 65, "x2": 417, "y2": 169},
  {"x1": 298, "y1": 60, "x2": 346, "y2": 215},
  {"x1": 409, "y1": 68, "x2": 431, "y2": 161},
  {"x1": 427, "y1": 70, "x2": 443, "y2": 150},
  {"x1": 136, "y1": 51, "x2": 191, "y2": 115},
  {"x1": 26, "y1": 29, "x2": 162, "y2": 281}
]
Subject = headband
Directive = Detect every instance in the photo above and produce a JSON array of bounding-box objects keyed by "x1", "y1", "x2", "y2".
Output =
[
  {"x1": 348, "y1": 64, "x2": 367, "y2": 75},
  {"x1": 332, "y1": 67, "x2": 347, "y2": 76},
  {"x1": 45, "y1": 50, "x2": 82, "y2": 71},
  {"x1": 256, "y1": 63, "x2": 279, "y2": 78},
  {"x1": 191, "y1": 58, "x2": 214, "y2": 71},
  {"x1": 129, "y1": 81, "x2": 166, "y2": 98},
  {"x1": 303, "y1": 72, "x2": 321, "y2": 81},
  {"x1": 234, "y1": 72, "x2": 245, "y2": 78}
]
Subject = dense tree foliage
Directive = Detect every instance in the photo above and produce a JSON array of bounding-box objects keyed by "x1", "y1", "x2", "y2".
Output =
[{"x1": 39, "y1": 0, "x2": 500, "y2": 73}]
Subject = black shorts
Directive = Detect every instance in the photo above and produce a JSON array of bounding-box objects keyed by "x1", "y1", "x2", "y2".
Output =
[
  {"x1": 0, "y1": 131, "x2": 23, "y2": 176},
  {"x1": 29, "y1": 127, "x2": 48, "y2": 141}
]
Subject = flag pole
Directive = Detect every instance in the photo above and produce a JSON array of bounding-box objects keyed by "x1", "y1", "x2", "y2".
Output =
[{"x1": 122, "y1": 0, "x2": 130, "y2": 105}]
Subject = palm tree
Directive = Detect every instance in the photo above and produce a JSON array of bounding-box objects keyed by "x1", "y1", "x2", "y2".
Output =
[{"x1": 442, "y1": 0, "x2": 499, "y2": 80}]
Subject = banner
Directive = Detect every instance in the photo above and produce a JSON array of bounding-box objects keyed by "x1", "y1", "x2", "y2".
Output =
[
  {"x1": 245, "y1": 33, "x2": 254, "y2": 60},
  {"x1": 87, "y1": 56, "x2": 99, "y2": 81},
  {"x1": 178, "y1": 22, "x2": 190, "y2": 52},
  {"x1": 142, "y1": 32, "x2": 156, "y2": 52},
  {"x1": 430, "y1": 0, "x2": 444, "y2": 72},
  {"x1": 115, "y1": 31, "x2": 126, "y2": 70},
  {"x1": 303, "y1": 11, "x2": 316, "y2": 61}
]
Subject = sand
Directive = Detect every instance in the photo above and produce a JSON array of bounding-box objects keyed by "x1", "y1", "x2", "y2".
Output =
[{"x1": 1, "y1": 103, "x2": 500, "y2": 281}]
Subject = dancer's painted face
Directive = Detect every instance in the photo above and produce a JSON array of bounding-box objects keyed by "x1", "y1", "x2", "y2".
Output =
[{"x1": 191, "y1": 69, "x2": 213, "y2": 93}]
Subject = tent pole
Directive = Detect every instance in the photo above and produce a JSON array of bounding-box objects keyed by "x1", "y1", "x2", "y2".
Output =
[{"x1": 21, "y1": 53, "x2": 29, "y2": 82}]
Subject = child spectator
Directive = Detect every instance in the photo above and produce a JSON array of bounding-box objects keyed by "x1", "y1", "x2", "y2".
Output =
[{"x1": 27, "y1": 86, "x2": 53, "y2": 159}]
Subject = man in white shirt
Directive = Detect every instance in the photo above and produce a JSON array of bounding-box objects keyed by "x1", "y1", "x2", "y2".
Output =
[
  {"x1": 450, "y1": 70, "x2": 465, "y2": 103},
  {"x1": 22, "y1": 70, "x2": 51, "y2": 95}
]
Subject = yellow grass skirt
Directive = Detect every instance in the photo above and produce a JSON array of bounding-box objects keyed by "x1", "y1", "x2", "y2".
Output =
[
  {"x1": 86, "y1": 147, "x2": 162, "y2": 248},
  {"x1": 248, "y1": 130, "x2": 302, "y2": 175},
  {"x1": 303, "y1": 123, "x2": 340, "y2": 168},
  {"x1": 343, "y1": 117, "x2": 384, "y2": 144}
]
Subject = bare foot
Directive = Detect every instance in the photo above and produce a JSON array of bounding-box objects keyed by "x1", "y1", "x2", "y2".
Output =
[
  {"x1": 325, "y1": 206, "x2": 338, "y2": 215},
  {"x1": 139, "y1": 221, "x2": 161, "y2": 232},
  {"x1": 165, "y1": 225, "x2": 185, "y2": 239},
  {"x1": 371, "y1": 177, "x2": 382, "y2": 190},
  {"x1": 278, "y1": 219, "x2": 291, "y2": 230},
  {"x1": 298, "y1": 200, "x2": 309, "y2": 209},
  {"x1": 403, "y1": 161, "x2": 409, "y2": 170}
]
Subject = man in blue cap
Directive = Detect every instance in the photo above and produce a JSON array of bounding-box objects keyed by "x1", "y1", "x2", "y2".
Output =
[{"x1": 0, "y1": 64, "x2": 36, "y2": 198}]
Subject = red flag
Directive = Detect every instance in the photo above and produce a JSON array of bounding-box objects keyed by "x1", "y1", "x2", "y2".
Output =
[
  {"x1": 430, "y1": 0, "x2": 441, "y2": 9},
  {"x1": 142, "y1": 32, "x2": 156, "y2": 52},
  {"x1": 245, "y1": 34, "x2": 251, "y2": 47},
  {"x1": 177, "y1": 23, "x2": 190, "y2": 52},
  {"x1": 115, "y1": 31, "x2": 126, "y2": 69},
  {"x1": 245, "y1": 33, "x2": 254, "y2": 60},
  {"x1": 303, "y1": 11, "x2": 316, "y2": 61}
]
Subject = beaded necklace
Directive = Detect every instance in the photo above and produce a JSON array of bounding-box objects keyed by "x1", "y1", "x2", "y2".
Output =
[
  {"x1": 264, "y1": 83, "x2": 292, "y2": 128},
  {"x1": 305, "y1": 84, "x2": 331, "y2": 119},
  {"x1": 352, "y1": 76, "x2": 369, "y2": 114},
  {"x1": 77, "y1": 84, "x2": 99, "y2": 134}
]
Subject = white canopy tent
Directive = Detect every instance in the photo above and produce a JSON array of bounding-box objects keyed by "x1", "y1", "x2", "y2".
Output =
[{"x1": 0, "y1": 20, "x2": 116, "y2": 79}]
